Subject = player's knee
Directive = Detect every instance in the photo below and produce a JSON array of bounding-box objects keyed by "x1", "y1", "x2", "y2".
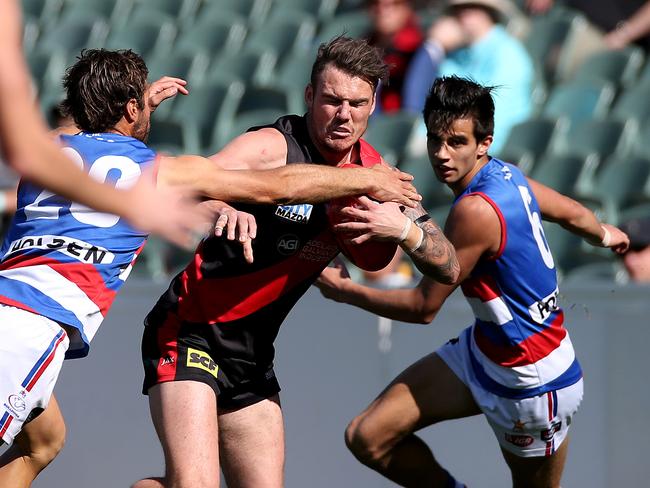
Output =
[{"x1": 345, "y1": 416, "x2": 385, "y2": 467}]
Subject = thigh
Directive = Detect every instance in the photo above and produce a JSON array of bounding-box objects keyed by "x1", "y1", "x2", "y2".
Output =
[
  {"x1": 501, "y1": 435, "x2": 570, "y2": 488},
  {"x1": 354, "y1": 352, "x2": 481, "y2": 449},
  {"x1": 15, "y1": 395, "x2": 66, "y2": 454},
  {"x1": 148, "y1": 381, "x2": 220, "y2": 488},
  {"x1": 0, "y1": 307, "x2": 68, "y2": 445},
  {"x1": 218, "y1": 394, "x2": 284, "y2": 488}
]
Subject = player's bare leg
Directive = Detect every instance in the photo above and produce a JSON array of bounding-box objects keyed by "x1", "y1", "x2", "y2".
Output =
[
  {"x1": 132, "y1": 381, "x2": 220, "y2": 488},
  {"x1": 0, "y1": 395, "x2": 66, "y2": 488},
  {"x1": 218, "y1": 395, "x2": 285, "y2": 488},
  {"x1": 501, "y1": 436, "x2": 570, "y2": 488},
  {"x1": 345, "y1": 352, "x2": 480, "y2": 487}
]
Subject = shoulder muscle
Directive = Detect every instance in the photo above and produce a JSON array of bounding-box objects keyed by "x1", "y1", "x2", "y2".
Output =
[{"x1": 209, "y1": 127, "x2": 288, "y2": 170}]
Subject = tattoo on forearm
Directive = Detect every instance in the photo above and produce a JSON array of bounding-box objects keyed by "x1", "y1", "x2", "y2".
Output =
[{"x1": 404, "y1": 205, "x2": 459, "y2": 284}]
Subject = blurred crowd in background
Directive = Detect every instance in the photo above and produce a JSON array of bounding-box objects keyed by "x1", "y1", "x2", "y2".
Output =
[{"x1": 7, "y1": 0, "x2": 650, "y2": 286}]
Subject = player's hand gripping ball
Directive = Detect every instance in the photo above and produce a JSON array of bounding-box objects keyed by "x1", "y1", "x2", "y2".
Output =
[{"x1": 326, "y1": 164, "x2": 398, "y2": 271}]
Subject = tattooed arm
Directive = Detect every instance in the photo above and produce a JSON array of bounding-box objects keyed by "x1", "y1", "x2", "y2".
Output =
[
  {"x1": 329, "y1": 197, "x2": 459, "y2": 285},
  {"x1": 400, "y1": 203, "x2": 459, "y2": 284}
]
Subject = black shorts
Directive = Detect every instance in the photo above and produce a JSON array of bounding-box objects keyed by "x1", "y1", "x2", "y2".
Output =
[{"x1": 141, "y1": 308, "x2": 281, "y2": 410}]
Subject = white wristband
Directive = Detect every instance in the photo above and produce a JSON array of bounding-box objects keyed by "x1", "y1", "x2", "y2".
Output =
[
  {"x1": 399, "y1": 217, "x2": 412, "y2": 242},
  {"x1": 600, "y1": 225, "x2": 611, "y2": 247},
  {"x1": 408, "y1": 226, "x2": 425, "y2": 253}
]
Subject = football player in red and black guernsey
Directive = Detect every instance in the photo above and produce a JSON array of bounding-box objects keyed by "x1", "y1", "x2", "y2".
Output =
[{"x1": 134, "y1": 36, "x2": 458, "y2": 488}]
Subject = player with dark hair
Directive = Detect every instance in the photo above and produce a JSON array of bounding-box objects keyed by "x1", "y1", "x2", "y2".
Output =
[
  {"x1": 0, "y1": 47, "x2": 421, "y2": 488},
  {"x1": 133, "y1": 36, "x2": 459, "y2": 488},
  {"x1": 0, "y1": 0, "x2": 217, "y2": 249},
  {"x1": 316, "y1": 76, "x2": 630, "y2": 488}
]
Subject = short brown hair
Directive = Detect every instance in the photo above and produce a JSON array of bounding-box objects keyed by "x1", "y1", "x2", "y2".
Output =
[
  {"x1": 62, "y1": 49, "x2": 148, "y2": 133},
  {"x1": 310, "y1": 35, "x2": 389, "y2": 92}
]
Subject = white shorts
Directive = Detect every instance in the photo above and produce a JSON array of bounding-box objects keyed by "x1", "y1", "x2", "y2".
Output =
[
  {"x1": 437, "y1": 328, "x2": 583, "y2": 458},
  {"x1": 0, "y1": 304, "x2": 69, "y2": 445}
]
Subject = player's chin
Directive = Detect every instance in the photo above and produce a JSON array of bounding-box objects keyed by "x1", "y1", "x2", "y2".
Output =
[{"x1": 324, "y1": 135, "x2": 357, "y2": 152}]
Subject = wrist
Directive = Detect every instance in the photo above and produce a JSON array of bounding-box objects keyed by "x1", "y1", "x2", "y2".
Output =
[
  {"x1": 587, "y1": 225, "x2": 611, "y2": 247},
  {"x1": 400, "y1": 221, "x2": 424, "y2": 252},
  {"x1": 399, "y1": 216, "x2": 412, "y2": 242},
  {"x1": 599, "y1": 225, "x2": 611, "y2": 247},
  {"x1": 357, "y1": 168, "x2": 378, "y2": 195}
]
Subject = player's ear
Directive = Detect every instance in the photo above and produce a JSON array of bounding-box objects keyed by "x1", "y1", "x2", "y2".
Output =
[
  {"x1": 477, "y1": 135, "x2": 492, "y2": 157},
  {"x1": 125, "y1": 98, "x2": 139, "y2": 123},
  {"x1": 304, "y1": 84, "x2": 314, "y2": 107},
  {"x1": 369, "y1": 90, "x2": 377, "y2": 116}
]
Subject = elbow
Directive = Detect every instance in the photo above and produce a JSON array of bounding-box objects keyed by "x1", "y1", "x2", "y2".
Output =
[
  {"x1": 439, "y1": 269, "x2": 460, "y2": 286},
  {"x1": 414, "y1": 304, "x2": 439, "y2": 324},
  {"x1": 414, "y1": 310, "x2": 437, "y2": 324}
]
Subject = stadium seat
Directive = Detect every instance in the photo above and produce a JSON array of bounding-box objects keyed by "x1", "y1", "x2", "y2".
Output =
[
  {"x1": 542, "y1": 79, "x2": 615, "y2": 125},
  {"x1": 235, "y1": 86, "x2": 292, "y2": 117},
  {"x1": 549, "y1": 118, "x2": 637, "y2": 162},
  {"x1": 145, "y1": 52, "x2": 209, "y2": 119},
  {"x1": 207, "y1": 51, "x2": 276, "y2": 86},
  {"x1": 211, "y1": 109, "x2": 286, "y2": 152},
  {"x1": 129, "y1": 0, "x2": 197, "y2": 21},
  {"x1": 147, "y1": 52, "x2": 208, "y2": 86},
  {"x1": 167, "y1": 80, "x2": 244, "y2": 153},
  {"x1": 38, "y1": 87, "x2": 66, "y2": 127},
  {"x1": 316, "y1": 11, "x2": 371, "y2": 45},
  {"x1": 273, "y1": 0, "x2": 338, "y2": 22},
  {"x1": 541, "y1": 222, "x2": 587, "y2": 277},
  {"x1": 105, "y1": 17, "x2": 176, "y2": 58},
  {"x1": 27, "y1": 49, "x2": 67, "y2": 93},
  {"x1": 194, "y1": 0, "x2": 271, "y2": 28},
  {"x1": 523, "y1": 11, "x2": 581, "y2": 84},
  {"x1": 22, "y1": 0, "x2": 62, "y2": 23},
  {"x1": 244, "y1": 14, "x2": 316, "y2": 59},
  {"x1": 397, "y1": 154, "x2": 454, "y2": 210},
  {"x1": 22, "y1": 17, "x2": 40, "y2": 53},
  {"x1": 497, "y1": 118, "x2": 561, "y2": 174},
  {"x1": 610, "y1": 81, "x2": 650, "y2": 124},
  {"x1": 334, "y1": 0, "x2": 365, "y2": 15},
  {"x1": 175, "y1": 16, "x2": 247, "y2": 59},
  {"x1": 58, "y1": 0, "x2": 130, "y2": 24},
  {"x1": 572, "y1": 47, "x2": 644, "y2": 87},
  {"x1": 272, "y1": 52, "x2": 316, "y2": 91},
  {"x1": 638, "y1": 56, "x2": 650, "y2": 82},
  {"x1": 147, "y1": 119, "x2": 187, "y2": 155},
  {"x1": 530, "y1": 154, "x2": 598, "y2": 198},
  {"x1": 618, "y1": 203, "x2": 650, "y2": 224},
  {"x1": 363, "y1": 112, "x2": 419, "y2": 163},
  {"x1": 577, "y1": 157, "x2": 650, "y2": 221},
  {"x1": 37, "y1": 16, "x2": 108, "y2": 58}
]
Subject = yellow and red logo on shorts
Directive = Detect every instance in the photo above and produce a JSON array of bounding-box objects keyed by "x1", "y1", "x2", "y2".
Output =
[{"x1": 186, "y1": 348, "x2": 219, "y2": 379}]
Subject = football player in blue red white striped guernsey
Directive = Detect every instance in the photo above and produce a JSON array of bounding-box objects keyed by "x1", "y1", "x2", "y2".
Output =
[{"x1": 316, "y1": 76, "x2": 630, "y2": 488}]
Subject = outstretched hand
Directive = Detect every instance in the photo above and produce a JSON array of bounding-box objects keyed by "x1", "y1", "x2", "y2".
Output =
[
  {"x1": 332, "y1": 196, "x2": 407, "y2": 245},
  {"x1": 147, "y1": 76, "x2": 189, "y2": 112},
  {"x1": 602, "y1": 223, "x2": 630, "y2": 255},
  {"x1": 315, "y1": 259, "x2": 352, "y2": 303},
  {"x1": 123, "y1": 175, "x2": 213, "y2": 250},
  {"x1": 367, "y1": 164, "x2": 421, "y2": 208},
  {"x1": 201, "y1": 200, "x2": 257, "y2": 263}
]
